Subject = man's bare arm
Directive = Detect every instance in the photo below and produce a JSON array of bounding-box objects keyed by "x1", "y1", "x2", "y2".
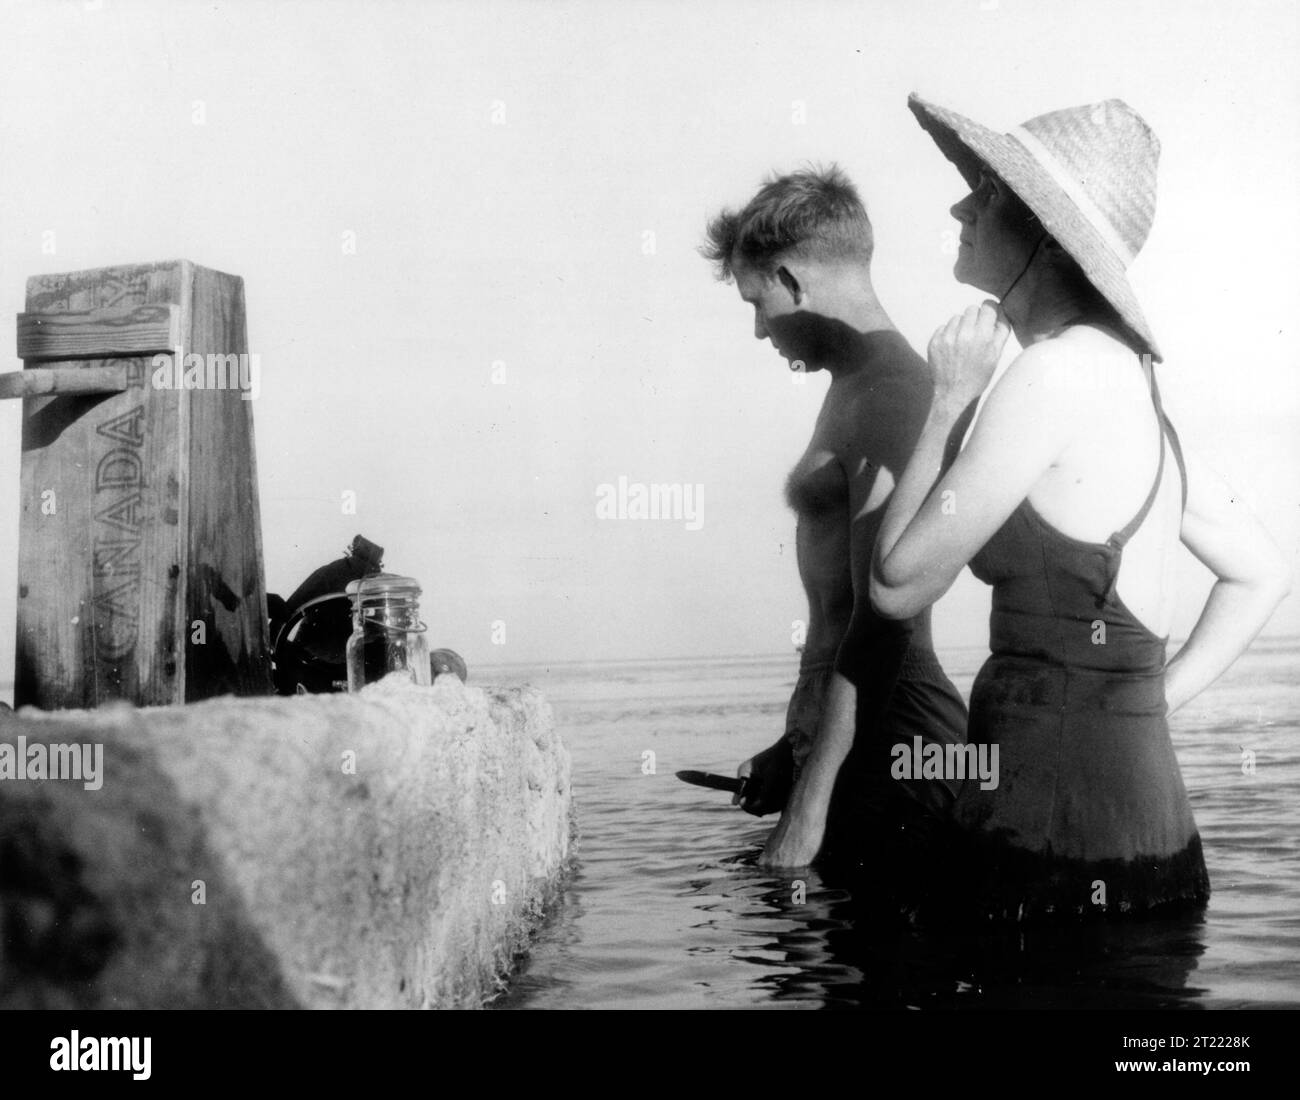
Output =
[
  {"x1": 757, "y1": 672, "x2": 855, "y2": 866},
  {"x1": 759, "y1": 383, "x2": 919, "y2": 868}
]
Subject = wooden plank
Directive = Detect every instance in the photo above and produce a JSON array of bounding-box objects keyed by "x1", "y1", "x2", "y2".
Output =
[
  {"x1": 16, "y1": 263, "x2": 184, "y2": 707},
  {"x1": 0, "y1": 364, "x2": 129, "y2": 400},
  {"x1": 184, "y1": 264, "x2": 273, "y2": 699},
  {"x1": 16, "y1": 264, "x2": 189, "y2": 709},
  {"x1": 15, "y1": 355, "x2": 186, "y2": 708},
  {"x1": 15, "y1": 260, "x2": 272, "y2": 708},
  {"x1": 16, "y1": 303, "x2": 181, "y2": 360},
  {"x1": 14, "y1": 385, "x2": 91, "y2": 707}
]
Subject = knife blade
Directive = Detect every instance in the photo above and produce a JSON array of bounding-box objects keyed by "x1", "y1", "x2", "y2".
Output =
[{"x1": 675, "y1": 770, "x2": 746, "y2": 794}]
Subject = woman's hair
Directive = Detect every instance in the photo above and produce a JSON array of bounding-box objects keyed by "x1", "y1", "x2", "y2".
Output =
[
  {"x1": 990, "y1": 170, "x2": 1041, "y2": 238},
  {"x1": 988, "y1": 165, "x2": 1125, "y2": 330},
  {"x1": 1052, "y1": 253, "x2": 1124, "y2": 326},
  {"x1": 701, "y1": 163, "x2": 874, "y2": 281}
]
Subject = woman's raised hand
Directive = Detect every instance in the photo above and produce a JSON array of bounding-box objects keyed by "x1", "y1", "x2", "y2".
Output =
[{"x1": 927, "y1": 301, "x2": 1012, "y2": 410}]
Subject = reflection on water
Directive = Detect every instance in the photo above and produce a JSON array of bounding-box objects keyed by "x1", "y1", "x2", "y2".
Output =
[
  {"x1": 714, "y1": 856, "x2": 1213, "y2": 1011},
  {"x1": 487, "y1": 641, "x2": 1300, "y2": 1010}
]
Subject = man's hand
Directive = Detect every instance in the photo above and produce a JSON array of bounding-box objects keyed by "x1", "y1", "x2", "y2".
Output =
[
  {"x1": 758, "y1": 808, "x2": 825, "y2": 870},
  {"x1": 734, "y1": 737, "x2": 794, "y2": 816}
]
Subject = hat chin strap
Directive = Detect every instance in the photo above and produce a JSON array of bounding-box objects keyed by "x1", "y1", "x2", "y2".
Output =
[{"x1": 1000, "y1": 230, "x2": 1048, "y2": 309}]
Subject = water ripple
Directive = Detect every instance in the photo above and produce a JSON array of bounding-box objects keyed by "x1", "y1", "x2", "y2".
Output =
[{"x1": 490, "y1": 649, "x2": 1300, "y2": 1009}]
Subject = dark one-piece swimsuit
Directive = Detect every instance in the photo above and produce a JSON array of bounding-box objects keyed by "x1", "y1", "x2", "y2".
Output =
[{"x1": 948, "y1": 351, "x2": 1211, "y2": 923}]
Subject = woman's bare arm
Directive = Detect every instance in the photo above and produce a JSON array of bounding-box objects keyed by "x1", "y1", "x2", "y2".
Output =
[
  {"x1": 871, "y1": 305, "x2": 1072, "y2": 619},
  {"x1": 1163, "y1": 448, "x2": 1290, "y2": 714}
]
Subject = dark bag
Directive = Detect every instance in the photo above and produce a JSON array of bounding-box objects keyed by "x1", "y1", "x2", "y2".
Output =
[{"x1": 267, "y1": 535, "x2": 384, "y2": 695}]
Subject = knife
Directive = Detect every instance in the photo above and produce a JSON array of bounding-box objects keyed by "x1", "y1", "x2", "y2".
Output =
[{"x1": 675, "y1": 770, "x2": 746, "y2": 794}]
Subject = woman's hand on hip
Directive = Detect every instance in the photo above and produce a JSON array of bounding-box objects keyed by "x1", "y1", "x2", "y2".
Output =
[{"x1": 928, "y1": 301, "x2": 1012, "y2": 411}]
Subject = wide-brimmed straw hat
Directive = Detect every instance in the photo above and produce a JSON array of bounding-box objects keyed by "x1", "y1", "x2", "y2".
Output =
[{"x1": 908, "y1": 92, "x2": 1162, "y2": 362}]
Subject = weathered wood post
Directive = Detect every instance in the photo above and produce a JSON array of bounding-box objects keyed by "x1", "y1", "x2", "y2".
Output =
[{"x1": 2, "y1": 260, "x2": 272, "y2": 708}]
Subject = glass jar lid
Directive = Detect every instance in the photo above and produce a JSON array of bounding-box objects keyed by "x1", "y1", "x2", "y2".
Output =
[{"x1": 351, "y1": 572, "x2": 422, "y2": 603}]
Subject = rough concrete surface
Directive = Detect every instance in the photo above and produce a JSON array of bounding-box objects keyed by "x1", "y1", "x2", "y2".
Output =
[{"x1": 0, "y1": 676, "x2": 572, "y2": 1008}]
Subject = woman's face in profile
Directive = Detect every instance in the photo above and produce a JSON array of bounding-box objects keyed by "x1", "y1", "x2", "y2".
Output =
[{"x1": 949, "y1": 168, "x2": 1039, "y2": 298}]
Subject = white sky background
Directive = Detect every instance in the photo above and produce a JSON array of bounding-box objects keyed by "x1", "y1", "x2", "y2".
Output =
[{"x1": 0, "y1": 0, "x2": 1296, "y2": 672}]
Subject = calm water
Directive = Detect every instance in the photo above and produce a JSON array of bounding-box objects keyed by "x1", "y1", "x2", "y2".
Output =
[{"x1": 488, "y1": 638, "x2": 1300, "y2": 1010}]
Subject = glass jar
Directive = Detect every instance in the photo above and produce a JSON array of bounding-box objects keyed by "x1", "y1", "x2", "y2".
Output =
[{"x1": 345, "y1": 573, "x2": 432, "y2": 691}]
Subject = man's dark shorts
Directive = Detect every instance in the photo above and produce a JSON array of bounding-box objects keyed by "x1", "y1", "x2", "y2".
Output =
[{"x1": 784, "y1": 647, "x2": 968, "y2": 901}]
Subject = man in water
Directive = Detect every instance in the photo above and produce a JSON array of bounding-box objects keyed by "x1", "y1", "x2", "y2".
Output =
[{"x1": 701, "y1": 165, "x2": 967, "y2": 877}]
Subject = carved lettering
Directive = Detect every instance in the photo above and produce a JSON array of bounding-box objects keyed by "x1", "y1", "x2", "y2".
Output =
[
  {"x1": 94, "y1": 491, "x2": 146, "y2": 534},
  {"x1": 91, "y1": 386, "x2": 147, "y2": 666},
  {"x1": 94, "y1": 449, "x2": 143, "y2": 491},
  {"x1": 95, "y1": 404, "x2": 145, "y2": 446}
]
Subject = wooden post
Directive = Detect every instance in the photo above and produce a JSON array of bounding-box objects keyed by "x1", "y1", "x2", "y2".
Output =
[{"x1": 4, "y1": 260, "x2": 273, "y2": 708}]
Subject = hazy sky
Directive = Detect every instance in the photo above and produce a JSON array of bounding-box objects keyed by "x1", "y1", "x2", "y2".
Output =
[{"x1": 0, "y1": 0, "x2": 1296, "y2": 674}]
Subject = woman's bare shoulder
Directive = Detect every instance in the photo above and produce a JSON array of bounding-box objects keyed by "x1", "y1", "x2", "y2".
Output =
[
  {"x1": 994, "y1": 325, "x2": 1146, "y2": 410},
  {"x1": 963, "y1": 327, "x2": 1137, "y2": 458}
]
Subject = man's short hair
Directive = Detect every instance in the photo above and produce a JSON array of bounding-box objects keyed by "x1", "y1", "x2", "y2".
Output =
[{"x1": 701, "y1": 163, "x2": 874, "y2": 281}]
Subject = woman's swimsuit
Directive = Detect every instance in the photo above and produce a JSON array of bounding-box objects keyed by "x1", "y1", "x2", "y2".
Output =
[{"x1": 951, "y1": 350, "x2": 1210, "y2": 921}]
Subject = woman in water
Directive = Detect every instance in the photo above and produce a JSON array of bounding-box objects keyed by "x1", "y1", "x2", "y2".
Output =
[{"x1": 869, "y1": 94, "x2": 1290, "y2": 921}]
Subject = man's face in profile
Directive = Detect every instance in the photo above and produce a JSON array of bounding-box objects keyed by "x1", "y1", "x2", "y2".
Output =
[
  {"x1": 732, "y1": 258, "x2": 802, "y2": 367},
  {"x1": 734, "y1": 256, "x2": 841, "y2": 373}
]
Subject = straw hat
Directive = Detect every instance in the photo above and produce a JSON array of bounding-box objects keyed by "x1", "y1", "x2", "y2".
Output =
[{"x1": 908, "y1": 93, "x2": 1162, "y2": 362}]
